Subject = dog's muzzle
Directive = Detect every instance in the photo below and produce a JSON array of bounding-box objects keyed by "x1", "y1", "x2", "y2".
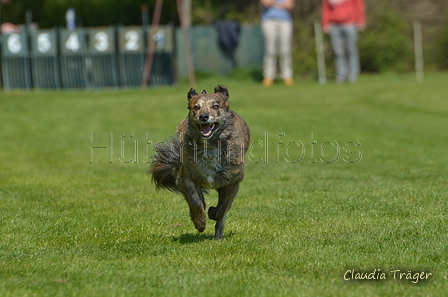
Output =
[
  {"x1": 197, "y1": 122, "x2": 219, "y2": 139},
  {"x1": 196, "y1": 113, "x2": 219, "y2": 139}
]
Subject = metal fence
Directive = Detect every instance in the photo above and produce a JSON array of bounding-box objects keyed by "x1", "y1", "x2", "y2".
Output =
[
  {"x1": 1, "y1": 25, "x2": 175, "y2": 90},
  {"x1": 1, "y1": 32, "x2": 32, "y2": 89},
  {"x1": 176, "y1": 24, "x2": 264, "y2": 78},
  {"x1": 1, "y1": 24, "x2": 264, "y2": 90},
  {"x1": 117, "y1": 26, "x2": 175, "y2": 88},
  {"x1": 31, "y1": 29, "x2": 61, "y2": 88}
]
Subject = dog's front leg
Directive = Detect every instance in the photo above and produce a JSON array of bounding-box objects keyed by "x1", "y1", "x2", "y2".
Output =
[
  {"x1": 208, "y1": 182, "x2": 240, "y2": 239},
  {"x1": 214, "y1": 214, "x2": 226, "y2": 240},
  {"x1": 178, "y1": 177, "x2": 206, "y2": 232}
]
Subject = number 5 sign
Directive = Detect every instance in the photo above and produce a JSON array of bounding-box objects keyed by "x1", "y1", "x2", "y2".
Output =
[{"x1": 31, "y1": 30, "x2": 57, "y2": 55}]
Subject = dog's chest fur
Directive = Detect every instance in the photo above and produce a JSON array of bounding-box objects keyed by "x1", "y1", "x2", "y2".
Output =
[
  {"x1": 194, "y1": 146, "x2": 224, "y2": 188},
  {"x1": 181, "y1": 141, "x2": 235, "y2": 189}
]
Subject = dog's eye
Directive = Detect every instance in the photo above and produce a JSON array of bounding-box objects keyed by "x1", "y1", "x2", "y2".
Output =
[
  {"x1": 193, "y1": 105, "x2": 200, "y2": 111},
  {"x1": 212, "y1": 104, "x2": 220, "y2": 110}
]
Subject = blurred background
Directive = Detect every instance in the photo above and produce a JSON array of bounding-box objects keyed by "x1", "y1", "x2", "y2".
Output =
[{"x1": 1, "y1": 0, "x2": 448, "y2": 89}]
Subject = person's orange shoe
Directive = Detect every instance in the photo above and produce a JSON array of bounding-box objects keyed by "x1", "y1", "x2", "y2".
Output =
[
  {"x1": 283, "y1": 78, "x2": 295, "y2": 86},
  {"x1": 262, "y1": 78, "x2": 274, "y2": 87}
]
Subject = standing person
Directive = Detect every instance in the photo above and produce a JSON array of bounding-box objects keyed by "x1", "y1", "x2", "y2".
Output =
[
  {"x1": 260, "y1": 0, "x2": 295, "y2": 87},
  {"x1": 321, "y1": 0, "x2": 366, "y2": 83}
]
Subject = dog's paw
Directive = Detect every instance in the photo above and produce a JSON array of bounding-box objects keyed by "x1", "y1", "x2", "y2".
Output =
[
  {"x1": 193, "y1": 218, "x2": 206, "y2": 233},
  {"x1": 208, "y1": 206, "x2": 218, "y2": 221},
  {"x1": 190, "y1": 206, "x2": 206, "y2": 232}
]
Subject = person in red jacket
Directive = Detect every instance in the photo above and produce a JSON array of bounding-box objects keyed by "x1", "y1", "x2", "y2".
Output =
[{"x1": 321, "y1": 0, "x2": 366, "y2": 83}]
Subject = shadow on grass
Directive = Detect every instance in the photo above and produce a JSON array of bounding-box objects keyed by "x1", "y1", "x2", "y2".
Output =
[{"x1": 171, "y1": 232, "x2": 234, "y2": 244}]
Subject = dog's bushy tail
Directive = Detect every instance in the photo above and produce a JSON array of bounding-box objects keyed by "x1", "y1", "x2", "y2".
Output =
[{"x1": 148, "y1": 137, "x2": 181, "y2": 193}]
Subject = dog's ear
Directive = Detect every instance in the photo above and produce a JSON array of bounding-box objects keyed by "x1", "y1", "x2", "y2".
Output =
[
  {"x1": 201, "y1": 89, "x2": 207, "y2": 94},
  {"x1": 214, "y1": 85, "x2": 229, "y2": 100},
  {"x1": 187, "y1": 88, "x2": 198, "y2": 100},
  {"x1": 214, "y1": 85, "x2": 230, "y2": 110}
]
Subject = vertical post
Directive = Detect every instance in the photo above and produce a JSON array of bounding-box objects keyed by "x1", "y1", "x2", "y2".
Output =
[
  {"x1": 25, "y1": 9, "x2": 33, "y2": 89},
  {"x1": 314, "y1": 20, "x2": 327, "y2": 85},
  {"x1": 413, "y1": 21, "x2": 424, "y2": 83},
  {"x1": 141, "y1": 4, "x2": 150, "y2": 28},
  {"x1": 182, "y1": 0, "x2": 192, "y2": 28},
  {"x1": 26, "y1": 9, "x2": 33, "y2": 31},
  {"x1": 1, "y1": 3, "x2": 3, "y2": 89},
  {"x1": 141, "y1": 0, "x2": 163, "y2": 89},
  {"x1": 177, "y1": 0, "x2": 196, "y2": 88}
]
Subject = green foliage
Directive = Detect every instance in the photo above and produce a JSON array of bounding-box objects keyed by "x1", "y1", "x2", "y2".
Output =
[
  {"x1": 1, "y1": 0, "x2": 179, "y2": 28},
  {"x1": 435, "y1": 18, "x2": 448, "y2": 69},
  {"x1": 3, "y1": 0, "x2": 448, "y2": 74},
  {"x1": 191, "y1": 0, "x2": 259, "y2": 24},
  {"x1": 292, "y1": 22, "x2": 318, "y2": 77},
  {"x1": 1, "y1": 73, "x2": 448, "y2": 296},
  {"x1": 359, "y1": 9, "x2": 413, "y2": 73},
  {"x1": 228, "y1": 66, "x2": 263, "y2": 82}
]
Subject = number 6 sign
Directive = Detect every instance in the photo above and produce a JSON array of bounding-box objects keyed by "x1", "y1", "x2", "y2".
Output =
[{"x1": 7, "y1": 34, "x2": 23, "y2": 54}]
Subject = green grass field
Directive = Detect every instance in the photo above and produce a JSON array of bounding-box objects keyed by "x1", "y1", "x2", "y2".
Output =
[{"x1": 1, "y1": 73, "x2": 447, "y2": 296}]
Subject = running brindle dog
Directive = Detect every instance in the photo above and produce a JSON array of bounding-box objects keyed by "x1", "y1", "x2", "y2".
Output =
[{"x1": 148, "y1": 85, "x2": 250, "y2": 240}]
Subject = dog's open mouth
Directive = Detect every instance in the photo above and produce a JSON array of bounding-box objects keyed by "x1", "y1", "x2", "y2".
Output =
[{"x1": 197, "y1": 123, "x2": 219, "y2": 139}]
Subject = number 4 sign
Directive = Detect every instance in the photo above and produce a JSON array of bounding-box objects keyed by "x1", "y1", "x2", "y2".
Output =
[{"x1": 65, "y1": 32, "x2": 80, "y2": 52}]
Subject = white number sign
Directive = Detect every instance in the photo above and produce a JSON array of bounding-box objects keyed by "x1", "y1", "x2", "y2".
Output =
[
  {"x1": 94, "y1": 31, "x2": 109, "y2": 52},
  {"x1": 65, "y1": 32, "x2": 80, "y2": 52},
  {"x1": 37, "y1": 33, "x2": 52, "y2": 53},
  {"x1": 7, "y1": 34, "x2": 22, "y2": 54},
  {"x1": 124, "y1": 30, "x2": 139, "y2": 51}
]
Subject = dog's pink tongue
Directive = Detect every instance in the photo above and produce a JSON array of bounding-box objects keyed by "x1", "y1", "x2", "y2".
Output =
[{"x1": 200, "y1": 124, "x2": 213, "y2": 135}]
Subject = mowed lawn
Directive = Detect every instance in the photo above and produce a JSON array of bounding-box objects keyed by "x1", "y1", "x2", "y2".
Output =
[{"x1": 1, "y1": 73, "x2": 447, "y2": 296}]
